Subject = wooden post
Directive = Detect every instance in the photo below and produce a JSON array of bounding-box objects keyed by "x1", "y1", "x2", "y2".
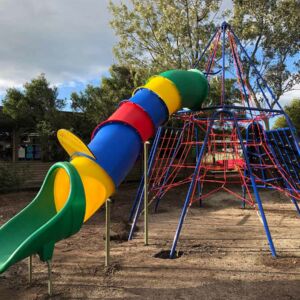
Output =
[
  {"x1": 12, "y1": 129, "x2": 19, "y2": 163},
  {"x1": 144, "y1": 141, "x2": 150, "y2": 246},
  {"x1": 105, "y1": 198, "x2": 111, "y2": 267}
]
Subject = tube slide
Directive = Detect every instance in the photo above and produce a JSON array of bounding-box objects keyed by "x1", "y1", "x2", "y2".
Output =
[{"x1": 0, "y1": 69, "x2": 208, "y2": 273}]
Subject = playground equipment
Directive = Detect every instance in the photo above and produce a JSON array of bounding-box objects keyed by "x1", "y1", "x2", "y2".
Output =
[
  {"x1": 0, "y1": 68, "x2": 209, "y2": 288},
  {"x1": 0, "y1": 21, "x2": 299, "y2": 293},
  {"x1": 129, "y1": 22, "x2": 300, "y2": 258}
]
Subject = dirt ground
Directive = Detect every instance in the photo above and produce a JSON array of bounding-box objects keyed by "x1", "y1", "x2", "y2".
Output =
[{"x1": 0, "y1": 183, "x2": 299, "y2": 299}]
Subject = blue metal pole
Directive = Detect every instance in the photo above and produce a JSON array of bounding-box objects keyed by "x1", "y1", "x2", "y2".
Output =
[
  {"x1": 170, "y1": 109, "x2": 277, "y2": 257},
  {"x1": 221, "y1": 22, "x2": 226, "y2": 105},
  {"x1": 194, "y1": 105, "x2": 283, "y2": 114},
  {"x1": 154, "y1": 126, "x2": 186, "y2": 212},
  {"x1": 265, "y1": 130, "x2": 300, "y2": 215},
  {"x1": 275, "y1": 130, "x2": 300, "y2": 183},
  {"x1": 230, "y1": 33, "x2": 253, "y2": 117},
  {"x1": 283, "y1": 116, "x2": 300, "y2": 156},
  {"x1": 231, "y1": 24, "x2": 300, "y2": 155},
  {"x1": 129, "y1": 127, "x2": 162, "y2": 221},
  {"x1": 230, "y1": 27, "x2": 284, "y2": 111},
  {"x1": 256, "y1": 79, "x2": 272, "y2": 110},
  {"x1": 281, "y1": 129, "x2": 300, "y2": 181},
  {"x1": 242, "y1": 125, "x2": 252, "y2": 208},
  {"x1": 193, "y1": 27, "x2": 220, "y2": 68},
  {"x1": 169, "y1": 115, "x2": 215, "y2": 258},
  {"x1": 232, "y1": 113, "x2": 277, "y2": 257},
  {"x1": 128, "y1": 127, "x2": 163, "y2": 240},
  {"x1": 195, "y1": 126, "x2": 202, "y2": 206}
]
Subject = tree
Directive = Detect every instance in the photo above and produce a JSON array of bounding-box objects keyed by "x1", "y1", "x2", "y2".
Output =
[
  {"x1": 231, "y1": 0, "x2": 300, "y2": 111},
  {"x1": 109, "y1": 0, "x2": 221, "y2": 73},
  {"x1": 273, "y1": 99, "x2": 300, "y2": 132},
  {"x1": 206, "y1": 78, "x2": 241, "y2": 107},
  {"x1": 2, "y1": 74, "x2": 66, "y2": 161},
  {"x1": 3, "y1": 74, "x2": 65, "y2": 128},
  {"x1": 109, "y1": 1, "x2": 299, "y2": 117},
  {"x1": 2, "y1": 88, "x2": 34, "y2": 131}
]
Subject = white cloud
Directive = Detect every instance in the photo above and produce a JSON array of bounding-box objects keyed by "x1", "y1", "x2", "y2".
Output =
[
  {"x1": 0, "y1": 0, "x2": 116, "y2": 93},
  {"x1": 278, "y1": 84, "x2": 300, "y2": 107}
]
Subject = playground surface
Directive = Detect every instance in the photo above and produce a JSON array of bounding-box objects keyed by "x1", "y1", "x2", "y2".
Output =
[{"x1": 0, "y1": 183, "x2": 299, "y2": 300}]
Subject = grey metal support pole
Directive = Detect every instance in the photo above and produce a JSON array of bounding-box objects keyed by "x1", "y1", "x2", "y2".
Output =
[
  {"x1": 28, "y1": 255, "x2": 32, "y2": 284},
  {"x1": 105, "y1": 198, "x2": 111, "y2": 267},
  {"x1": 144, "y1": 141, "x2": 150, "y2": 246},
  {"x1": 47, "y1": 260, "x2": 52, "y2": 296}
]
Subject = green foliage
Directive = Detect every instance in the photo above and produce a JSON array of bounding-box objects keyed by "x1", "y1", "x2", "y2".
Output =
[
  {"x1": 2, "y1": 74, "x2": 69, "y2": 161},
  {"x1": 2, "y1": 89, "x2": 29, "y2": 128},
  {"x1": 3, "y1": 74, "x2": 65, "y2": 131},
  {"x1": 109, "y1": 0, "x2": 299, "y2": 111},
  {"x1": 0, "y1": 164, "x2": 25, "y2": 191},
  {"x1": 273, "y1": 116, "x2": 287, "y2": 129},
  {"x1": 273, "y1": 99, "x2": 300, "y2": 132},
  {"x1": 206, "y1": 78, "x2": 241, "y2": 106},
  {"x1": 109, "y1": 0, "x2": 220, "y2": 73},
  {"x1": 231, "y1": 0, "x2": 300, "y2": 106}
]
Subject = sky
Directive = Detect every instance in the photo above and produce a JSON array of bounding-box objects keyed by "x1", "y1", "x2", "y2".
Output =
[
  {"x1": 0, "y1": 0, "x2": 298, "y2": 109},
  {"x1": 0, "y1": 0, "x2": 116, "y2": 102}
]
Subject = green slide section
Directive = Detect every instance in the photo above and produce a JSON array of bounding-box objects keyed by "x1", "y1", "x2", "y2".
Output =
[{"x1": 0, "y1": 162, "x2": 86, "y2": 274}]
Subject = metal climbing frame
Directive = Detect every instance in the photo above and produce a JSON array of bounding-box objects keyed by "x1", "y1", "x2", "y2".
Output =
[{"x1": 128, "y1": 21, "x2": 300, "y2": 257}]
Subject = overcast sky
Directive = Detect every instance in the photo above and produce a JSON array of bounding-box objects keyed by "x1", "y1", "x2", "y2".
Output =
[
  {"x1": 0, "y1": 0, "x2": 297, "y2": 106},
  {"x1": 0, "y1": 0, "x2": 116, "y2": 97}
]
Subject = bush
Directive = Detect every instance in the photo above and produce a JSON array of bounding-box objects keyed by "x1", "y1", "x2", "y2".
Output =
[{"x1": 0, "y1": 163, "x2": 25, "y2": 191}]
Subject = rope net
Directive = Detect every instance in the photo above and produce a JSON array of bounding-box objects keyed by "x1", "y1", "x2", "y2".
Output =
[{"x1": 146, "y1": 112, "x2": 300, "y2": 211}]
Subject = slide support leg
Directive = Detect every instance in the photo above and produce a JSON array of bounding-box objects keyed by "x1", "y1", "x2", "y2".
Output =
[
  {"x1": 47, "y1": 260, "x2": 52, "y2": 296},
  {"x1": 144, "y1": 141, "x2": 150, "y2": 246},
  {"x1": 28, "y1": 255, "x2": 32, "y2": 284},
  {"x1": 105, "y1": 198, "x2": 111, "y2": 267}
]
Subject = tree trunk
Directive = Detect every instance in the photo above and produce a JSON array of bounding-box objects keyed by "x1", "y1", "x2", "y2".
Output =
[
  {"x1": 264, "y1": 118, "x2": 270, "y2": 131},
  {"x1": 12, "y1": 129, "x2": 19, "y2": 163}
]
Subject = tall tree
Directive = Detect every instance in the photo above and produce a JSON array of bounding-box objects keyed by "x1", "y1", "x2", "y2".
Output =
[
  {"x1": 109, "y1": 0, "x2": 299, "y2": 115},
  {"x1": 109, "y1": 0, "x2": 221, "y2": 73},
  {"x1": 3, "y1": 74, "x2": 65, "y2": 129},
  {"x1": 231, "y1": 0, "x2": 300, "y2": 110}
]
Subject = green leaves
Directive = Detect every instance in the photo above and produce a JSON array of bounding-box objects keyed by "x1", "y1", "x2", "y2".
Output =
[
  {"x1": 231, "y1": 0, "x2": 300, "y2": 106},
  {"x1": 2, "y1": 74, "x2": 68, "y2": 161},
  {"x1": 2, "y1": 74, "x2": 64, "y2": 130},
  {"x1": 273, "y1": 98, "x2": 300, "y2": 131},
  {"x1": 109, "y1": 0, "x2": 299, "y2": 111},
  {"x1": 108, "y1": 0, "x2": 219, "y2": 72}
]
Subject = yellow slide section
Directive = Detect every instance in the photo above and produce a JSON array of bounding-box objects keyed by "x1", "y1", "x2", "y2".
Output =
[{"x1": 54, "y1": 130, "x2": 115, "y2": 222}]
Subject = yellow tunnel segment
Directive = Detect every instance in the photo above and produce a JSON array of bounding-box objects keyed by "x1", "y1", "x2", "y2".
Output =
[{"x1": 143, "y1": 76, "x2": 181, "y2": 115}]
